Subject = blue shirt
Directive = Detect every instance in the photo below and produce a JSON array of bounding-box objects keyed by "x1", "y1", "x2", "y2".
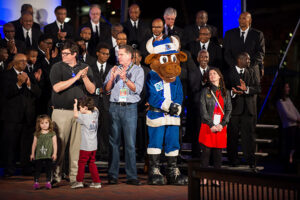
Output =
[{"x1": 104, "y1": 63, "x2": 144, "y2": 103}]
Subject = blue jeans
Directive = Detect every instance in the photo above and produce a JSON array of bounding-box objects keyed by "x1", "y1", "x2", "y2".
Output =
[{"x1": 108, "y1": 103, "x2": 138, "y2": 180}]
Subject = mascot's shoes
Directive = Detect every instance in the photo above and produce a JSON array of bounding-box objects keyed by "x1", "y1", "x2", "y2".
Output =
[
  {"x1": 166, "y1": 156, "x2": 188, "y2": 185},
  {"x1": 148, "y1": 154, "x2": 165, "y2": 185}
]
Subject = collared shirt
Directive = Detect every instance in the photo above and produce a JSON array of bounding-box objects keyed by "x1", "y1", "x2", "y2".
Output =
[
  {"x1": 22, "y1": 27, "x2": 32, "y2": 44},
  {"x1": 104, "y1": 63, "x2": 144, "y2": 103},
  {"x1": 56, "y1": 20, "x2": 64, "y2": 30},
  {"x1": 27, "y1": 64, "x2": 34, "y2": 72},
  {"x1": 198, "y1": 24, "x2": 207, "y2": 30},
  {"x1": 164, "y1": 24, "x2": 174, "y2": 35},
  {"x1": 199, "y1": 66, "x2": 208, "y2": 76},
  {"x1": 91, "y1": 20, "x2": 100, "y2": 36},
  {"x1": 38, "y1": 47, "x2": 50, "y2": 64},
  {"x1": 115, "y1": 46, "x2": 119, "y2": 61},
  {"x1": 200, "y1": 41, "x2": 210, "y2": 50},
  {"x1": 130, "y1": 19, "x2": 139, "y2": 28},
  {"x1": 239, "y1": 26, "x2": 250, "y2": 42},
  {"x1": 235, "y1": 65, "x2": 245, "y2": 74},
  {"x1": 97, "y1": 61, "x2": 106, "y2": 73},
  {"x1": 13, "y1": 67, "x2": 31, "y2": 90},
  {"x1": 112, "y1": 37, "x2": 117, "y2": 48}
]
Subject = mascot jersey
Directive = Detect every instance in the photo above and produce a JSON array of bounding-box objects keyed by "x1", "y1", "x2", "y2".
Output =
[{"x1": 146, "y1": 70, "x2": 183, "y2": 127}]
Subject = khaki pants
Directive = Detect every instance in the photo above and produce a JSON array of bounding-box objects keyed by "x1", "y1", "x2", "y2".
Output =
[{"x1": 52, "y1": 109, "x2": 81, "y2": 183}]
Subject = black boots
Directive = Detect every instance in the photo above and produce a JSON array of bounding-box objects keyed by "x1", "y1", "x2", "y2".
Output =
[
  {"x1": 166, "y1": 156, "x2": 188, "y2": 185},
  {"x1": 148, "y1": 154, "x2": 165, "y2": 185}
]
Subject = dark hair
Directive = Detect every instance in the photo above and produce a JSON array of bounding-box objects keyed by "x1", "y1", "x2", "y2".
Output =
[
  {"x1": 34, "y1": 115, "x2": 54, "y2": 137},
  {"x1": 21, "y1": 4, "x2": 32, "y2": 14},
  {"x1": 237, "y1": 52, "x2": 249, "y2": 61},
  {"x1": 54, "y1": 6, "x2": 67, "y2": 13},
  {"x1": 96, "y1": 42, "x2": 110, "y2": 52},
  {"x1": 25, "y1": 47, "x2": 38, "y2": 55},
  {"x1": 133, "y1": 49, "x2": 141, "y2": 57},
  {"x1": 78, "y1": 96, "x2": 95, "y2": 111},
  {"x1": 277, "y1": 81, "x2": 290, "y2": 101},
  {"x1": 199, "y1": 26, "x2": 211, "y2": 34},
  {"x1": 208, "y1": 67, "x2": 227, "y2": 97},
  {"x1": 119, "y1": 45, "x2": 133, "y2": 57},
  {"x1": 62, "y1": 40, "x2": 79, "y2": 55},
  {"x1": 38, "y1": 34, "x2": 53, "y2": 45}
]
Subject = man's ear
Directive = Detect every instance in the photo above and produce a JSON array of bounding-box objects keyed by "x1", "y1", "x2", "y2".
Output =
[
  {"x1": 145, "y1": 54, "x2": 160, "y2": 65},
  {"x1": 176, "y1": 51, "x2": 187, "y2": 62}
]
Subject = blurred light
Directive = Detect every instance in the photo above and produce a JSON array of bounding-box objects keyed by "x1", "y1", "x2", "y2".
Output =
[
  {"x1": 280, "y1": 50, "x2": 283, "y2": 53},
  {"x1": 289, "y1": 33, "x2": 293, "y2": 37},
  {"x1": 285, "y1": 40, "x2": 289, "y2": 43},
  {"x1": 65, "y1": 17, "x2": 71, "y2": 23},
  {"x1": 107, "y1": 0, "x2": 111, "y2": 3},
  {"x1": 111, "y1": 11, "x2": 116, "y2": 15},
  {"x1": 283, "y1": 61, "x2": 287, "y2": 65},
  {"x1": 81, "y1": 6, "x2": 90, "y2": 14}
]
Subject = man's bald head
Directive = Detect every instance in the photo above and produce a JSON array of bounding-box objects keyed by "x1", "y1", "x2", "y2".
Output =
[
  {"x1": 152, "y1": 18, "x2": 164, "y2": 36},
  {"x1": 196, "y1": 10, "x2": 208, "y2": 27},
  {"x1": 21, "y1": 11, "x2": 33, "y2": 30},
  {"x1": 129, "y1": 4, "x2": 140, "y2": 21},
  {"x1": 239, "y1": 12, "x2": 252, "y2": 30},
  {"x1": 3, "y1": 23, "x2": 15, "y2": 40},
  {"x1": 13, "y1": 53, "x2": 27, "y2": 71}
]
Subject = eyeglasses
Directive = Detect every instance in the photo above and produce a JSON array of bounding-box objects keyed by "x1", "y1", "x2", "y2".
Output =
[
  {"x1": 61, "y1": 52, "x2": 72, "y2": 56},
  {"x1": 100, "y1": 52, "x2": 110, "y2": 56}
]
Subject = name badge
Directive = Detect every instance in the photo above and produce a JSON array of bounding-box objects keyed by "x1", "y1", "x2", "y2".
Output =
[
  {"x1": 119, "y1": 88, "x2": 128, "y2": 102},
  {"x1": 213, "y1": 114, "x2": 221, "y2": 125},
  {"x1": 154, "y1": 81, "x2": 163, "y2": 92}
]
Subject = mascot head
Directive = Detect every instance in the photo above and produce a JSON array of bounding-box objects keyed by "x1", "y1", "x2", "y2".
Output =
[{"x1": 145, "y1": 37, "x2": 187, "y2": 82}]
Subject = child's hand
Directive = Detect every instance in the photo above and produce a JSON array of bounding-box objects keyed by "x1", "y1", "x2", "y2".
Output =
[
  {"x1": 30, "y1": 154, "x2": 35, "y2": 161},
  {"x1": 52, "y1": 154, "x2": 57, "y2": 161},
  {"x1": 74, "y1": 99, "x2": 78, "y2": 107}
]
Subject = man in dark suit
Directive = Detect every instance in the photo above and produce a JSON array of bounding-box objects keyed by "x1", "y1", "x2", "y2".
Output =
[
  {"x1": 187, "y1": 26, "x2": 222, "y2": 69},
  {"x1": 10, "y1": 4, "x2": 40, "y2": 31},
  {"x1": 0, "y1": 48, "x2": 9, "y2": 72},
  {"x1": 75, "y1": 37, "x2": 96, "y2": 67},
  {"x1": 78, "y1": 4, "x2": 111, "y2": 57},
  {"x1": 0, "y1": 23, "x2": 26, "y2": 62},
  {"x1": 188, "y1": 50, "x2": 210, "y2": 158},
  {"x1": 226, "y1": 52, "x2": 260, "y2": 169},
  {"x1": 122, "y1": 4, "x2": 151, "y2": 51},
  {"x1": 44, "y1": 6, "x2": 74, "y2": 49},
  {"x1": 223, "y1": 12, "x2": 265, "y2": 82},
  {"x1": 107, "y1": 24, "x2": 124, "y2": 50},
  {"x1": 89, "y1": 43, "x2": 113, "y2": 161},
  {"x1": 183, "y1": 10, "x2": 218, "y2": 48},
  {"x1": 163, "y1": 7, "x2": 183, "y2": 42},
  {"x1": 78, "y1": 27, "x2": 94, "y2": 57},
  {"x1": 14, "y1": 12, "x2": 42, "y2": 49},
  {"x1": 0, "y1": 53, "x2": 40, "y2": 177},
  {"x1": 108, "y1": 32, "x2": 127, "y2": 65}
]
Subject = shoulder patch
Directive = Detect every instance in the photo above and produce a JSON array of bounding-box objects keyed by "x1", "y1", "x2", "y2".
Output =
[{"x1": 154, "y1": 81, "x2": 163, "y2": 92}]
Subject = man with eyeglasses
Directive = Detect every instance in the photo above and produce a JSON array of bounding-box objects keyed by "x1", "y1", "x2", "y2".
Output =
[
  {"x1": 90, "y1": 42, "x2": 113, "y2": 161},
  {"x1": 163, "y1": 7, "x2": 183, "y2": 42},
  {"x1": 0, "y1": 23, "x2": 26, "y2": 62},
  {"x1": 0, "y1": 53, "x2": 41, "y2": 177},
  {"x1": 49, "y1": 40, "x2": 95, "y2": 186},
  {"x1": 187, "y1": 26, "x2": 222, "y2": 69}
]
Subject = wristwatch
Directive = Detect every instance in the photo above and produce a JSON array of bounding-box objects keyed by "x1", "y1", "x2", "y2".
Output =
[{"x1": 124, "y1": 78, "x2": 129, "y2": 83}]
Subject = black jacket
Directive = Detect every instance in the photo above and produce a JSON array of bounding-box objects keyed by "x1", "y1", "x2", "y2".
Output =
[
  {"x1": 44, "y1": 21, "x2": 74, "y2": 46},
  {"x1": 14, "y1": 27, "x2": 42, "y2": 49},
  {"x1": 200, "y1": 85, "x2": 232, "y2": 127}
]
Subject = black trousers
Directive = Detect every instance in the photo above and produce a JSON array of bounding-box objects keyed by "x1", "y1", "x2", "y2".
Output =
[
  {"x1": 227, "y1": 107, "x2": 256, "y2": 165},
  {"x1": 34, "y1": 159, "x2": 52, "y2": 182},
  {"x1": 1, "y1": 122, "x2": 34, "y2": 174},
  {"x1": 97, "y1": 103, "x2": 111, "y2": 160},
  {"x1": 200, "y1": 144, "x2": 222, "y2": 168}
]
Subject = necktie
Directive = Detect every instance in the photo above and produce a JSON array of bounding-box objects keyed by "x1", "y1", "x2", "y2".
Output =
[
  {"x1": 99, "y1": 64, "x2": 104, "y2": 83},
  {"x1": 25, "y1": 31, "x2": 31, "y2": 47},
  {"x1": 95, "y1": 25, "x2": 99, "y2": 37},
  {"x1": 133, "y1": 21, "x2": 138, "y2": 34},
  {"x1": 239, "y1": 69, "x2": 244, "y2": 79},
  {"x1": 167, "y1": 26, "x2": 171, "y2": 36},
  {"x1": 202, "y1": 44, "x2": 206, "y2": 50},
  {"x1": 241, "y1": 31, "x2": 245, "y2": 43},
  {"x1": 60, "y1": 24, "x2": 63, "y2": 31}
]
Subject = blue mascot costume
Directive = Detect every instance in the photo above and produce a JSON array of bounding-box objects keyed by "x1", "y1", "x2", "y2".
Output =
[{"x1": 145, "y1": 37, "x2": 188, "y2": 185}]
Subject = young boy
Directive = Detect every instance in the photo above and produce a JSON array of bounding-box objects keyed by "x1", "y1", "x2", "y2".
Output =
[
  {"x1": 0, "y1": 47, "x2": 9, "y2": 72},
  {"x1": 71, "y1": 96, "x2": 101, "y2": 189},
  {"x1": 26, "y1": 48, "x2": 42, "y2": 82}
]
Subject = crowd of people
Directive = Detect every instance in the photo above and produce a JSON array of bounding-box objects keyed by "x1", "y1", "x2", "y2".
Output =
[{"x1": 0, "y1": 3, "x2": 271, "y2": 189}]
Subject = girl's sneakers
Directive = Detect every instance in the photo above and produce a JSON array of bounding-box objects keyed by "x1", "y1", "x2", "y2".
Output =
[
  {"x1": 33, "y1": 182, "x2": 40, "y2": 190},
  {"x1": 45, "y1": 181, "x2": 52, "y2": 189}
]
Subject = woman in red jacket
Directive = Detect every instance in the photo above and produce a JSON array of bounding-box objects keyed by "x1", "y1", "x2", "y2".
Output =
[{"x1": 198, "y1": 68, "x2": 232, "y2": 185}]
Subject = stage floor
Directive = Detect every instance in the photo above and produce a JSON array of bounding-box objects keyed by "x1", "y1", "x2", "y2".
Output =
[{"x1": 0, "y1": 172, "x2": 188, "y2": 200}]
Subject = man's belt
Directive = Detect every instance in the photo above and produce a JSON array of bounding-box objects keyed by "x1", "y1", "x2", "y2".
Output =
[
  {"x1": 113, "y1": 102, "x2": 133, "y2": 106},
  {"x1": 149, "y1": 106, "x2": 168, "y2": 113}
]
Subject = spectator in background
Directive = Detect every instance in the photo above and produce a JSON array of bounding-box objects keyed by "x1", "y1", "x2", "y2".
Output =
[
  {"x1": 10, "y1": 4, "x2": 40, "y2": 31},
  {"x1": 0, "y1": 23, "x2": 26, "y2": 62},
  {"x1": 14, "y1": 11, "x2": 42, "y2": 49},
  {"x1": 108, "y1": 23, "x2": 124, "y2": 49},
  {"x1": 0, "y1": 53, "x2": 41, "y2": 177},
  {"x1": 183, "y1": 10, "x2": 218, "y2": 48},
  {"x1": 163, "y1": 7, "x2": 183, "y2": 42},
  {"x1": 108, "y1": 32, "x2": 127, "y2": 65},
  {"x1": 78, "y1": 4, "x2": 111, "y2": 57},
  {"x1": 276, "y1": 82, "x2": 300, "y2": 170},
  {"x1": 44, "y1": 6, "x2": 74, "y2": 49}
]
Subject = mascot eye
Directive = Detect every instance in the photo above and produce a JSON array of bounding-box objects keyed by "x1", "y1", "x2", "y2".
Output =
[
  {"x1": 159, "y1": 56, "x2": 168, "y2": 64},
  {"x1": 171, "y1": 55, "x2": 177, "y2": 62}
]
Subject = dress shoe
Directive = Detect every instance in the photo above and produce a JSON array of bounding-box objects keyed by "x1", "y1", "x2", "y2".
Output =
[
  {"x1": 108, "y1": 177, "x2": 118, "y2": 184},
  {"x1": 126, "y1": 179, "x2": 142, "y2": 185}
]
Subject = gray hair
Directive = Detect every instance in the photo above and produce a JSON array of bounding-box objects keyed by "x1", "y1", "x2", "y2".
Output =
[{"x1": 164, "y1": 7, "x2": 177, "y2": 17}]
